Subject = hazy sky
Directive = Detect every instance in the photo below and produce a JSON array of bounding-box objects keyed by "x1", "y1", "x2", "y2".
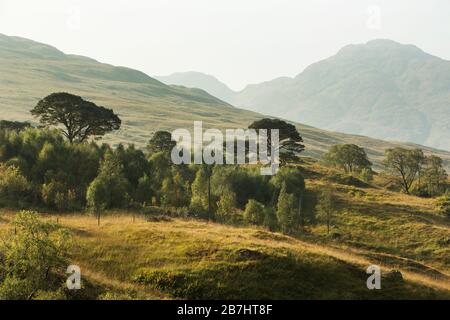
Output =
[{"x1": 1, "y1": 0, "x2": 449, "y2": 90}]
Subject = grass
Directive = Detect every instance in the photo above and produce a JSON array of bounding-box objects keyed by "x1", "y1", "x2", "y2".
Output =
[
  {"x1": 1, "y1": 33, "x2": 450, "y2": 170},
  {"x1": 0, "y1": 210, "x2": 448, "y2": 299},
  {"x1": 298, "y1": 159, "x2": 450, "y2": 277}
]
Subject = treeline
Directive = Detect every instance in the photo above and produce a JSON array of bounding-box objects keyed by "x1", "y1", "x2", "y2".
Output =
[
  {"x1": 323, "y1": 143, "x2": 449, "y2": 197},
  {"x1": 0, "y1": 126, "x2": 313, "y2": 232}
]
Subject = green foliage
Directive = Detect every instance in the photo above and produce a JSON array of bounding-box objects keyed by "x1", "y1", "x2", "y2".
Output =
[
  {"x1": 212, "y1": 166, "x2": 273, "y2": 208},
  {"x1": 216, "y1": 190, "x2": 237, "y2": 223},
  {"x1": 86, "y1": 152, "x2": 130, "y2": 211},
  {"x1": 190, "y1": 167, "x2": 209, "y2": 215},
  {"x1": 276, "y1": 183, "x2": 297, "y2": 233},
  {"x1": 383, "y1": 148, "x2": 425, "y2": 194},
  {"x1": 0, "y1": 120, "x2": 31, "y2": 131},
  {"x1": 0, "y1": 211, "x2": 72, "y2": 299},
  {"x1": 31, "y1": 92, "x2": 121, "y2": 143},
  {"x1": 161, "y1": 170, "x2": 190, "y2": 207},
  {"x1": 324, "y1": 144, "x2": 372, "y2": 174},
  {"x1": 134, "y1": 174, "x2": 153, "y2": 206},
  {"x1": 115, "y1": 144, "x2": 150, "y2": 188},
  {"x1": 0, "y1": 164, "x2": 31, "y2": 208},
  {"x1": 249, "y1": 118, "x2": 304, "y2": 165},
  {"x1": 41, "y1": 180, "x2": 77, "y2": 212},
  {"x1": 270, "y1": 167, "x2": 305, "y2": 196},
  {"x1": 358, "y1": 168, "x2": 374, "y2": 183},
  {"x1": 147, "y1": 131, "x2": 176, "y2": 155},
  {"x1": 316, "y1": 187, "x2": 336, "y2": 234},
  {"x1": 243, "y1": 199, "x2": 265, "y2": 225},
  {"x1": 423, "y1": 155, "x2": 448, "y2": 197},
  {"x1": 263, "y1": 207, "x2": 278, "y2": 231}
]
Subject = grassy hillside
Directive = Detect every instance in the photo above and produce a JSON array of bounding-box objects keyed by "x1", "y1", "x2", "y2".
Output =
[
  {"x1": 1, "y1": 34, "x2": 450, "y2": 170},
  {"x1": 0, "y1": 212, "x2": 448, "y2": 300},
  {"x1": 0, "y1": 158, "x2": 448, "y2": 300},
  {"x1": 159, "y1": 40, "x2": 450, "y2": 151},
  {"x1": 236, "y1": 40, "x2": 450, "y2": 151}
]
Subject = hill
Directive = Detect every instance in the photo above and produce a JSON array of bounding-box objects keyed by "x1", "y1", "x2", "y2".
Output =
[
  {"x1": 158, "y1": 40, "x2": 450, "y2": 151},
  {"x1": 156, "y1": 71, "x2": 236, "y2": 104},
  {"x1": 1, "y1": 34, "x2": 450, "y2": 170},
  {"x1": 0, "y1": 158, "x2": 448, "y2": 299},
  {"x1": 0, "y1": 33, "x2": 255, "y2": 146}
]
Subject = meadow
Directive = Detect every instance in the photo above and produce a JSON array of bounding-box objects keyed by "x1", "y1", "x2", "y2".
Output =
[{"x1": 0, "y1": 158, "x2": 448, "y2": 300}]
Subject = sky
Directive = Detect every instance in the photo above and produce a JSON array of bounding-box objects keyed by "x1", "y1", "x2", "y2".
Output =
[{"x1": 1, "y1": 0, "x2": 449, "y2": 91}]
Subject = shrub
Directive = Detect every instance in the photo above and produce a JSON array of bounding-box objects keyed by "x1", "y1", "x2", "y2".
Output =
[
  {"x1": 0, "y1": 211, "x2": 72, "y2": 300},
  {"x1": 216, "y1": 190, "x2": 237, "y2": 223},
  {"x1": 41, "y1": 180, "x2": 77, "y2": 212},
  {"x1": 134, "y1": 174, "x2": 153, "y2": 206},
  {"x1": 263, "y1": 207, "x2": 278, "y2": 231},
  {"x1": 276, "y1": 183, "x2": 297, "y2": 233},
  {"x1": 86, "y1": 153, "x2": 130, "y2": 211},
  {"x1": 0, "y1": 164, "x2": 30, "y2": 207},
  {"x1": 243, "y1": 199, "x2": 265, "y2": 225},
  {"x1": 190, "y1": 168, "x2": 209, "y2": 213}
]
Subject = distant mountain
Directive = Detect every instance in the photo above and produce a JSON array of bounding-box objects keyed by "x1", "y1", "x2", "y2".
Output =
[
  {"x1": 1, "y1": 34, "x2": 450, "y2": 169},
  {"x1": 159, "y1": 40, "x2": 450, "y2": 151},
  {"x1": 0, "y1": 33, "x2": 253, "y2": 147},
  {"x1": 156, "y1": 71, "x2": 236, "y2": 104}
]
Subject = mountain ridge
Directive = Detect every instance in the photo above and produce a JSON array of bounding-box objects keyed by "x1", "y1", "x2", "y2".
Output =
[
  {"x1": 157, "y1": 39, "x2": 450, "y2": 151},
  {"x1": 1, "y1": 34, "x2": 450, "y2": 170}
]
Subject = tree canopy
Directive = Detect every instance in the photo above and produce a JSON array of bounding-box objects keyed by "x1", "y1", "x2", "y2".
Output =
[
  {"x1": 324, "y1": 144, "x2": 372, "y2": 173},
  {"x1": 31, "y1": 92, "x2": 121, "y2": 143},
  {"x1": 0, "y1": 120, "x2": 31, "y2": 131},
  {"x1": 249, "y1": 118, "x2": 304, "y2": 165},
  {"x1": 383, "y1": 148, "x2": 425, "y2": 194},
  {"x1": 147, "y1": 130, "x2": 176, "y2": 155}
]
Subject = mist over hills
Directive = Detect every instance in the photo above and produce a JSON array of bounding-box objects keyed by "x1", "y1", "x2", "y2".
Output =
[
  {"x1": 1, "y1": 34, "x2": 450, "y2": 169},
  {"x1": 158, "y1": 40, "x2": 450, "y2": 151}
]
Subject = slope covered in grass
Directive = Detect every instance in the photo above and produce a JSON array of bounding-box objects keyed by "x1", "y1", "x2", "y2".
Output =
[
  {"x1": 0, "y1": 210, "x2": 448, "y2": 300},
  {"x1": 298, "y1": 158, "x2": 450, "y2": 276},
  {"x1": 1, "y1": 33, "x2": 450, "y2": 170}
]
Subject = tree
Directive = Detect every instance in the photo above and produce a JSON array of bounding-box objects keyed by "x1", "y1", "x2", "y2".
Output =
[
  {"x1": 249, "y1": 118, "x2": 304, "y2": 165},
  {"x1": 216, "y1": 189, "x2": 237, "y2": 223},
  {"x1": 270, "y1": 167, "x2": 305, "y2": 224},
  {"x1": 31, "y1": 92, "x2": 121, "y2": 143},
  {"x1": 383, "y1": 148, "x2": 425, "y2": 194},
  {"x1": 423, "y1": 155, "x2": 448, "y2": 196},
  {"x1": 147, "y1": 131, "x2": 176, "y2": 155},
  {"x1": 0, "y1": 164, "x2": 30, "y2": 207},
  {"x1": 134, "y1": 174, "x2": 153, "y2": 205},
  {"x1": 161, "y1": 170, "x2": 190, "y2": 207},
  {"x1": 0, "y1": 211, "x2": 71, "y2": 299},
  {"x1": 276, "y1": 182, "x2": 297, "y2": 233},
  {"x1": 316, "y1": 187, "x2": 336, "y2": 234},
  {"x1": 243, "y1": 199, "x2": 265, "y2": 225},
  {"x1": 0, "y1": 120, "x2": 31, "y2": 131},
  {"x1": 324, "y1": 144, "x2": 372, "y2": 174},
  {"x1": 190, "y1": 167, "x2": 210, "y2": 216},
  {"x1": 86, "y1": 152, "x2": 129, "y2": 225}
]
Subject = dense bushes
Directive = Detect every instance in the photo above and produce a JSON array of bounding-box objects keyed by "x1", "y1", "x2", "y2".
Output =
[
  {"x1": 0, "y1": 164, "x2": 31, "y2": 207},
  {"x1": 0, "y1": 126, "x2": 311, "y2": 233},
  {"x1": 0, "y1": 211, "x2": 72, "y2": 299}
]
